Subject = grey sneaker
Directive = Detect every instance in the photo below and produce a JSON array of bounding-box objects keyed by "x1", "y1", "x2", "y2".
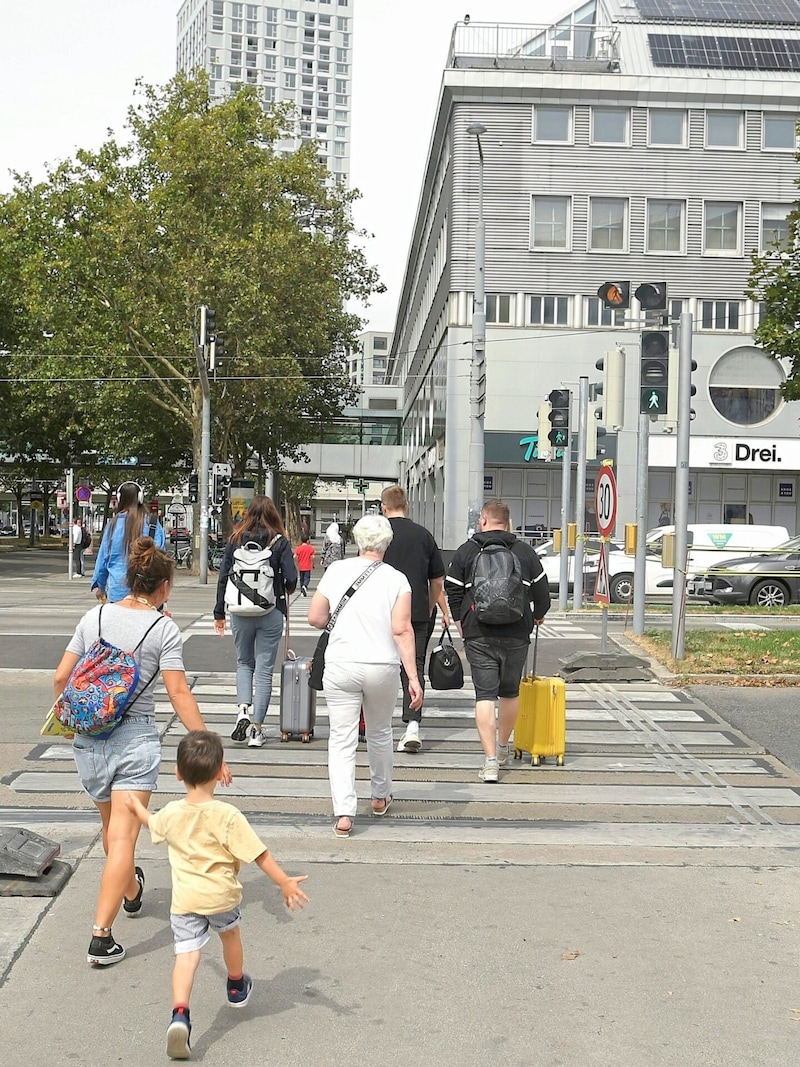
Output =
[
  {"x1": 496, "y1": 743, "x2": 509, "y2": 767},
  {"x1": 247, "y1": 725, "x2": 266, "y2": 748},
  {"x1": 479, "y1": 758, "x2": 500, "y2": 783}
]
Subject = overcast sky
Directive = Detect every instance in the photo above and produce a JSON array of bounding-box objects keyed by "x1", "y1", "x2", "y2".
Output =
[{"x1": 1, "y1": 0, "x2": 568, "y2": 332}]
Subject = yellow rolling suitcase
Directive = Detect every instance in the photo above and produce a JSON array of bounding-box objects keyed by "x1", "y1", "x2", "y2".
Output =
[{"x1": 513, "y1": 626, "x2": 566, "y2": 767}]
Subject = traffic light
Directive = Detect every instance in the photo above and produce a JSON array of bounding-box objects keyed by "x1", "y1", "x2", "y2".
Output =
[
  {"x1": 547, "y1": 389, "x2": 571, "y2": 448},
  {"x1": 199, "y1": 305, "x2": 217, "y2": 347},
  {"x1": 188, "y1": 471, "x2": 199, "y2": 504},
  {"x1": 634, "y1": 282, "x2": 668, "y2": 311},
  {"x1": 211, "y1": 462, "x2": 231, "y2": 507},
  {"x1": 665, "y1": 351, "x2": 697, "y2": 429},
  {"x1": 597, "y1": 281, "x2": 630, "y2": 310},
  {"x1": 537, "y1": 400, "x2": 552, "y2": 461},
  {"x1": 595, "y1": 349, "x2": 626, "y2": 430},
  {"x1": 639, "y1": 329, "x2": 670, "y2": 415},
  {"x1": 208, "y1": 334, "x2": 227, "y2": 374}
]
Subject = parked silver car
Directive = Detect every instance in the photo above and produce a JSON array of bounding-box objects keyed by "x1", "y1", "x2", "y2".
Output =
[{"x1": 687, "y1": 536, "x2": 800, "y2": 607}]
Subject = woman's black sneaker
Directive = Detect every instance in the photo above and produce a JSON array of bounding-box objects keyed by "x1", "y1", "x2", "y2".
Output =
[
  {"x1": 123, "y1": 866, "x2": 145, "y2": 916},
  {"x1": 87, "y1": 934, "x2": 125, "y2": 966}
]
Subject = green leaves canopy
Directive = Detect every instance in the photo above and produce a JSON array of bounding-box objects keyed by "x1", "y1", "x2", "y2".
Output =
[
  {"x1": 748, "y1": 206, "x2": 800, "y2": 401},
  {"x1": 0, "y1": 73, "x2": 378, "y2": 475}
]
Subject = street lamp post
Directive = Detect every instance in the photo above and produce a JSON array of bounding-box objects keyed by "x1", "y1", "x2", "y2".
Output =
[{"x1": 467, "y1": 122, "x2": 486, "y2": 536}]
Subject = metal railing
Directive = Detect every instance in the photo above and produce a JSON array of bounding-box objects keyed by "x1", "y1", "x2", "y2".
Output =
[{"x1": 448, "y1": 21, "x2": 620, "y2": 69}]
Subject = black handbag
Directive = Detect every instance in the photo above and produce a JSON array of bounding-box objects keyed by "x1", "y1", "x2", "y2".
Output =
[
  {"x1": 309, "y1": 561, "x2": 381, "y2": 691},
  {"x1": 427, "y1": 625, "x2": 464, "y2": 690}
]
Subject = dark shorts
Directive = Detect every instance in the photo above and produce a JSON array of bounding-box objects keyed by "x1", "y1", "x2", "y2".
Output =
[{"x1": 464, "y1": 637, "x2": 529, "y2": 701}]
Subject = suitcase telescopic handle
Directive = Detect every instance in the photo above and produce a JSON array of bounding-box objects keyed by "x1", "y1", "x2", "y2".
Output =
[
  {"x1": 530, "y1": 624, "x2": 540, "y2": 678},
  {"x1": 284, "y1": 596, "x2": 295, "y2": 661}
]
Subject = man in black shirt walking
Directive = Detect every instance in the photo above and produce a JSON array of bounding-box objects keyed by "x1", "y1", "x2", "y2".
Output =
[{"x1": 381, "y1": 486, "x2": 445, "y2": 753}]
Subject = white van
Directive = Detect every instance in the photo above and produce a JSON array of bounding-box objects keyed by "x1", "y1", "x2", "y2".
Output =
[{"x1": 604, "y1": 524, "x2": 790, "y2": 603}]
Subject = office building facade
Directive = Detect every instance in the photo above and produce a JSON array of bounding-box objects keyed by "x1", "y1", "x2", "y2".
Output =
[
  {"x1": 389, "y1": 0, "x2": 800, "y2": 550},
  {"x1": 176, "y1": 0, "x2": 354, "y2": 185}
]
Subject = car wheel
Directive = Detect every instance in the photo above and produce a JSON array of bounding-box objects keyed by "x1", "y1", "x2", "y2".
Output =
[
  {"x1": 610, "y1": 573, "x2": 633, "y2": 604},
  {"x1": 749, "y1": 579, "x2": 789, "y2": 608}
]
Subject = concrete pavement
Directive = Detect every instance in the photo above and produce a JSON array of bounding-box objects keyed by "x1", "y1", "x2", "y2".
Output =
[{"x1": 1, "y1": 567, "x2": 799, "y2": 1064}]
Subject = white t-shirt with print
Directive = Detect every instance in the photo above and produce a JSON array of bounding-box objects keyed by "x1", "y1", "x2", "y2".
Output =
[{"x1": 316, "y1": 557, "x2": 411, "y2": 665}]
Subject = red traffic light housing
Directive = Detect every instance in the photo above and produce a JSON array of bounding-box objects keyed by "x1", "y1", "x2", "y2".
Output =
[
  {"x1": 635, "y1": 282, "x2": 668, "y2": 311},
  {"x1": 597, "y1": 281, "x2": 630, "y2": 310}
]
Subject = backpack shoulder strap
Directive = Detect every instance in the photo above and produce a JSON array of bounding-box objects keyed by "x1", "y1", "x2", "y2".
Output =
[{"x1": 148, "y1": 518, "x2": 156, "y2": 539}]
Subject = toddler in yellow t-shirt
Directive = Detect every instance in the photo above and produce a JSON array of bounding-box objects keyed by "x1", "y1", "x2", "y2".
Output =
[{"x1": 125, "y1": 730, "x2": 309, "y2": 1061}]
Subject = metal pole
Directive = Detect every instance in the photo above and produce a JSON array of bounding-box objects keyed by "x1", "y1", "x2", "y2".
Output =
[
  {"x1": 66, "y1": 467, "x2": 74, "y2": 580},
  {"x1": 572, "y1": 377, "x2": 588, "y2": 610},
  {"x1": 467, "y1": 126, "x2": 486, "y2": 537},
  {"x1": 195, "y1": 336, "x2": 211, "y2": 586},
  {"x1": 671, "y1": 311, "x2": 693, "y2": 660},
  {"x1": 632, "y1": 411, "x2": 650, "y2": 635},
  {"x1": 557, "y1": 428, "x2": 572, "y2": 612}
]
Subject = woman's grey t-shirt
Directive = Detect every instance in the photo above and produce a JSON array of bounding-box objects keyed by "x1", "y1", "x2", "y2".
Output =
[{"x1": 66, "y1": 603, "x2": 185, "y2": 720}]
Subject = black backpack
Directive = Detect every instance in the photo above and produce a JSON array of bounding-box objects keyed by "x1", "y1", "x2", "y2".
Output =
[
  {"x1": 80, "y1": 527, "x2": 92, "y2": 549},
  {"x1": 469, "y1": 541, "x2": 526, "y2": 625}
]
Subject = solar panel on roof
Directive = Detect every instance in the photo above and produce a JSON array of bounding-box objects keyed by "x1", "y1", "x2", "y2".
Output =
[
  {"x1": 636, "y1": 0, "x2": 800, "y2": 24},
  {"x1": 648, "y1": 32, "x2": 800, "y2": 69}
]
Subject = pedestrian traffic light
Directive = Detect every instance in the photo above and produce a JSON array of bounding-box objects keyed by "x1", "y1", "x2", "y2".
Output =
[
  {"x1": 188, "y1": 471, "x2": 199, "y2": 504},
  {"x1": 547, "y1": 389, "x2": 571, "y2": 447},
  {"x1": 595, "y1": 349, "x2": 626, "y2": 430},
  {"x1": 199, "y1": 305, "x2": 216, "y2": 347},
  {"x1": 597, "y1": 281, "x2": 630, "y2": 310},
  {"x1": 634, "y1": 282, "x2": 668, "y2": 311},
  {"x1": 664, "y1": 352, "x2": 698, "y2": 429},
  {"x1": 211, "y1": 462, "x2": 230, "y2": 507},
  {"x1": 639, "y1": 329, "x2": 670, "y2": 415}
]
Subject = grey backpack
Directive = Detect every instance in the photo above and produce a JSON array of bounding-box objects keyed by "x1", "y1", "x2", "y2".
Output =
[{"x1": 469, "y1": 541, "x2": 526, "y2": 625}]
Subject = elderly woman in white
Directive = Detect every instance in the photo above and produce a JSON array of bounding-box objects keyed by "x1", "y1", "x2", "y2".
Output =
[{"x1": 308, "y1": 515, "x2": 423, "y2": 837}]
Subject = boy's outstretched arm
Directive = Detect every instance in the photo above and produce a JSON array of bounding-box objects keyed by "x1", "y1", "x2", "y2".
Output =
[
  {"x1": 124, "y1": 791, "x2": 151, "y2": 827},
  {"x1": 255, "y1": 850, "x2": 309, "y2": 912}
]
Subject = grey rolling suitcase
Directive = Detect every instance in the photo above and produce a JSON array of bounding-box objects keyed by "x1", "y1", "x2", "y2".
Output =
[{"x1": 279, "y1": 611, "x2": 316, "y2": 743}]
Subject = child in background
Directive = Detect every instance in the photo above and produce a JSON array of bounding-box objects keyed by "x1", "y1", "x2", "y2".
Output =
[
  {"x1": 293, "y1": 534, "x2": 316, "y2": 597},
  {"x1": 125, "y1": 731, "x2": 309, "y2": 1061}
]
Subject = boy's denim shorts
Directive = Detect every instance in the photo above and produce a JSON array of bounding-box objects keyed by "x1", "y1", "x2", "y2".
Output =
[
  {"x1": 72, "y1": 716, "x2": 160, "y2": 803},
  {"x1": 171, "y1": 907, "x2": 242, "y2": 954}
]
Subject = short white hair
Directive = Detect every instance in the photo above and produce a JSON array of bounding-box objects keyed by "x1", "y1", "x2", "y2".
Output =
[{"x1": 353, "y1": 514, "x2": 393, "y2": 554}]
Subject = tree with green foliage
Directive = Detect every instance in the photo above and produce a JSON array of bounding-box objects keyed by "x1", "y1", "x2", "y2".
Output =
[
  {"x1": 748, "y1": 210, "x2": 800, "y2": 401},
  {"x1": 0, "y1": 73, "x2": 379, "y2": 486}
]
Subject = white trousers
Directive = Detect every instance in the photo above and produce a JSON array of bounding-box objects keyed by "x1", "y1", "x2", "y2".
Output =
[{"x1": 324, "y1": 660, "x2": 399, "y2": 818}]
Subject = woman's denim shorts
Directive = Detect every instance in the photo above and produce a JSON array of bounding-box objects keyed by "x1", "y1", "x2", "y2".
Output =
[{"x1": 72, "y1": 715, "x2": 161, "y2": 803}]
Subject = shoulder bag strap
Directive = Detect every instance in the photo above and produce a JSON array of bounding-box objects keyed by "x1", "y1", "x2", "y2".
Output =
[{"x1": 324, "y1": 561, "x2": 382, "y2": 634}]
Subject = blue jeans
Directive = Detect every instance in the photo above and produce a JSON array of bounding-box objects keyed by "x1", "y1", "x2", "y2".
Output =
[{"x1": 230, "y1": 609, "x2": 284, "y2": 724}]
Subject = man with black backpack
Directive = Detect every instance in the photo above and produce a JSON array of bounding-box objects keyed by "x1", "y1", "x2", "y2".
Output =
[{"x1": 446, "y1": 499, "x2": 550, "y2": 783}]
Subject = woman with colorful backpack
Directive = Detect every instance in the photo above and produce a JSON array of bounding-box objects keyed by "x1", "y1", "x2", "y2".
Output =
[
  {"x1": 54, "y1": 537, "x2": 231, "y2": 968},
  {"x1": 91, "y1": 481, "x2": 166, "y2": 602},
  {"x1": 213, "y1": 495, "x2": 297, "y2": 749}
]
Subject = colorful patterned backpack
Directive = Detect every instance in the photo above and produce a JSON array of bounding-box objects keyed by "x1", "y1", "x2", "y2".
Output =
[{"x1": 54, "y1": 606, "x2": 165, "y2": 737}]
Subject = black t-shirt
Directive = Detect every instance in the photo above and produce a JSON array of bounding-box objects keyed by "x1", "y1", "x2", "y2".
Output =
[{"x1": 383, "y1": 516, "x2": 445, "y2": 623}]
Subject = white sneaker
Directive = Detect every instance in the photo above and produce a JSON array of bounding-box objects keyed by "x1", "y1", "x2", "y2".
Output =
[
  {"x1": 231, "y1": 705, "x2": 251, "y2": 743},
  {"x1": 496, "y1": 743, "x2": 510, "y2": 767},
  {"x1": 397, "y1": 722, "x2": 421, "y2": 753},
  {"x1": 479, "y1": 758, "x2": 499, "y2": 783},
  {"x1": 247, "y1": 725, "x2": 266, "y2": 748}
]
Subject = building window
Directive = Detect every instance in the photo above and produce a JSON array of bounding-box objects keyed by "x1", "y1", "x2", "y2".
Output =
[
  {"x1": 591, "y1": 107, "x2": 629, "y2": 145},
  {"x1": 373, "y1": 336, "x2": 388, "y2": 351},
  {"x1": 669, "y1": 298, "x2": 685, "y2": 345},
  {"x1": 646, "y1": 199, "x2": 684, "y2": 253},
  {"x1": 706, "y1": 111, "x2": 743, "y2": 149},
  {"x1": 285, "y1": 9, "x2": 297, "y2": 20},
  {"x1": 533, "y1": 105, "x2": 572, "y2": 143},
  {"x1": 709, "y1": 346, "x2": 784, "y2": 425},
  {"x1": 283, "y1": 73, "x2": 296, "y2": 89},
  {"x1": 485, "y1": 294, "x2": 513, "y2": 324},
  {"x1": 761, "y1": 203, "x2": 792, "y2": 251},
  {"x1": 530, "y1": 196, "x2": 570, "y2": 250},
  {"x1": 589, "y1": 198, "x2": 627, "y2": 251},
  {"x1": 704, "y1": 201, "x2": 741, "y2": 255},
  {"x1": 373, "y1": 357, "x2": 387, "y2": 369},
  {"x1": 648, "y1": 108, "x2": 686, "y2": 147},
  {"x1": 528, "y1": 295, "x2": 569, "y2": 326},
  {"x1": 763, "y1": 113, "x2": 797, "y2": 150},
  {"x1": 585, "y1": 297, "x2": 625, "y2": 327},
  {"x1": 700, "y1": 300, "x2": 741, "y2": 331}
]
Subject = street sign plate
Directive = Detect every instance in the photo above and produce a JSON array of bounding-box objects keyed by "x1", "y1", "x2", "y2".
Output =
[
  {"x1": 75, "y1": 486, "x2": 91, "y2": 503},
  {"x1": 594, "y1": 542, "x2": 610, "y2": 606},
  {"x1": 595, "y1": 466, "x2": 617, "y2": 537}
]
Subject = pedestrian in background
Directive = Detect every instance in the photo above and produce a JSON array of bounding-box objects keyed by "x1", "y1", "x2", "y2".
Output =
[
  {"x1": 91, "y1": 482, "x2": 166, "y2": 602},
  {"x1": 446, "y1": 499, "x2": 550, "y2": 783},
  {"x1": 71, "y1": 516, "x2": 85, "y2": 577},
  {"x1": 293, "y1": 534, "x2": 316, "y2": 597},
  {"x1": 214, "y1": 495, "x2": 297, "y2": 748},
  {"x1": 308, "y1": 514, "x2": 422, "y2": 837},
  {"x1": 320, "y1": 519, "x2": 343, "y2": 570},
  {"x1": 380, "y1": 485, "x2": 445, "y2": 753},
  {"x1": 125, "y1": 730, "x2": 308, "y2": 1061},
  {"x1": 54, "y1": 538, "x2": 231, "y2": 969}
]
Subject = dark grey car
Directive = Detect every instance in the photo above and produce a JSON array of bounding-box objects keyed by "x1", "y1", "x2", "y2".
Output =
[{"x1": 688, "y1": 536, "x2": 800, "y2": 607}]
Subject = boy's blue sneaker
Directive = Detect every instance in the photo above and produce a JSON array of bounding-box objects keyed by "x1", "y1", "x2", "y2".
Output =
[
  {"x1": 166, "y1": 1008, "x2": 191, "y2": 1060},
  {"x1": 227, "y1": 973, "x2": 253, "y2": 1008}
]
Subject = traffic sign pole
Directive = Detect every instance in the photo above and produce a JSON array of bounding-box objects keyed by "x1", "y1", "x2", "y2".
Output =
[{"x1": 594, "y1": 463, "x2": 617, "y2": 650}]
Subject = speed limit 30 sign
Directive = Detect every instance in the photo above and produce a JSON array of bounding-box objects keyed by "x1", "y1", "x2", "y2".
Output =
[{"x1": 595, "y1": 465, "x2": 617, "y2": 538}]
